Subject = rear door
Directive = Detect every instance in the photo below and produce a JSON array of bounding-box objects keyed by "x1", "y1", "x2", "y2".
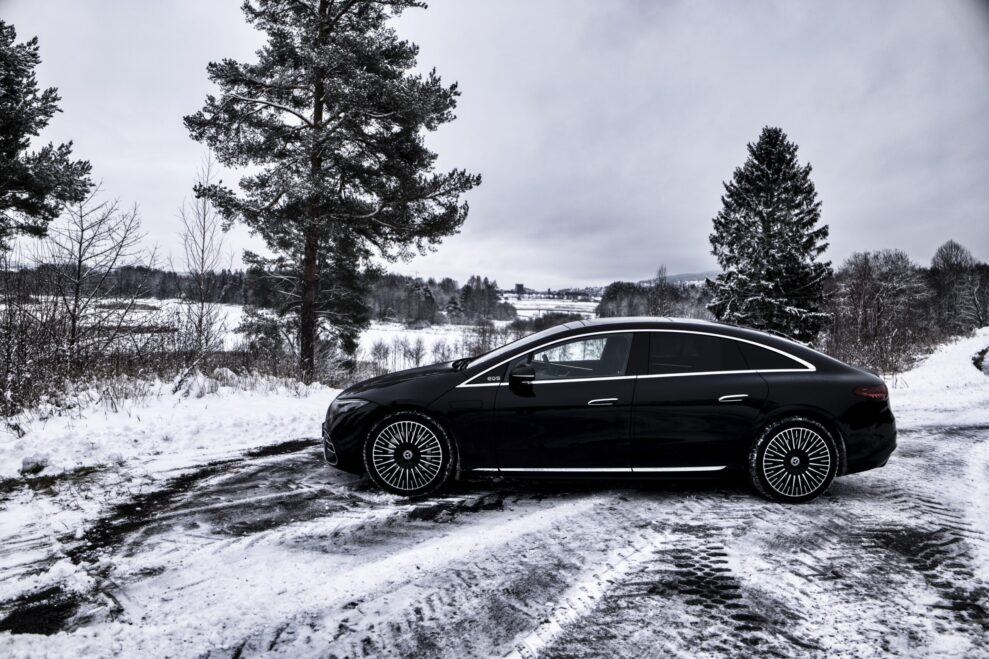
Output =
[
  {"x1": 493, "y1": 332, "x2": 635, "y2": 471},
  {"x1": 632, "y1": 331, "x2": 768, "y2": 470}
]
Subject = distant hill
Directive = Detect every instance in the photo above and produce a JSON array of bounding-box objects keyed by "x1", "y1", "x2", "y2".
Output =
[
  {"x1": 637, "y1": 270, "x2": 718, "y2": 286},
  {"x1": 503, "y1": 271, "x2": 719, "y2": 299}
]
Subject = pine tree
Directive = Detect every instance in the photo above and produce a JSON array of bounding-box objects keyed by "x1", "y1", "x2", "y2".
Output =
[
  {"x1": 0, "y1": 20, "x2": 91, "y2": 249},
  {"x1": 184, "y1": 0, "x2": 480, "y2": 381},
  {"x1": 707, "y1": 127, "x2": 831, "y2": 342}
]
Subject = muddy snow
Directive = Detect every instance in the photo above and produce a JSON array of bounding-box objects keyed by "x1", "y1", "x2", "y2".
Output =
[{"x1": 1, "y1": 329, "x2": 988, "y2": 657}]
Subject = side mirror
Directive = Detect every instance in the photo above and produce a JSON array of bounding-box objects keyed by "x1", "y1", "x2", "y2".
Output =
[{"x1": 508, "y1": 363, "x2": 536, "y2": 387}]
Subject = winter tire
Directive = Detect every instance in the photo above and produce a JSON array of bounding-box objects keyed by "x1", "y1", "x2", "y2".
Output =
[
  {"x1": 364, "y1": 411, "x2": 454, "y2": 497},
  {"x1": 749, "y1": 416, "x2": 839, "y2": 503}
]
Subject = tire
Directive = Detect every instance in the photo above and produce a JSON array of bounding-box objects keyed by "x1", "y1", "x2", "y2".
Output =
[
  {"x1": 748, "y1": 416, "x2": 839, "y2": 503},
  {"x1": 363, "y1": 411, "x2": 455, "y2": 497}
]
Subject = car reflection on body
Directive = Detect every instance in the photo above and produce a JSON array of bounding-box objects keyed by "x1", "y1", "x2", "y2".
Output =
[{"x1": 322, "y1": 317, "x2": 896, "y2": 503}]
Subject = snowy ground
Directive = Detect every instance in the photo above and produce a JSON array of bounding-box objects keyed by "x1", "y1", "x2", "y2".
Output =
[{"x1": 1, "y1": 330, "x2": 988, "y2": 657}]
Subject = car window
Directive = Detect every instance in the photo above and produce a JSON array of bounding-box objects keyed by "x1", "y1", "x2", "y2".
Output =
[
  {"x1": 737, "y1": 341, "x2": 807, "y2": 370},
  {"x1": 523, "y1": 333, "x2": 633, "y2": 380},
  {"x1": 466, "y1": 324, "x2": 571, "y2": 369},
  {"x1": 648, "y1": 332, "x2": 748, "y2": 374}
]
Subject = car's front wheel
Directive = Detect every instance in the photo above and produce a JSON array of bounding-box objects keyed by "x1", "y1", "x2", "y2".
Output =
[
  {"x1": 363, "y1": 411, "x2": 454, "y2": 497},
  {"x1": 749, "y1": 417, "x2": 839, "y2": 503}
]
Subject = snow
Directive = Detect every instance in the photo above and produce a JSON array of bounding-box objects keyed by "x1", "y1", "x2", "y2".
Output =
[
  {"x1": 0, "y1": 377, "x2": 335, "y2": 481},
  {"x1": 357, "y1": 321, "x2": 472, "y2": 357},
  {"x1": 508, "y1": 296, "x2": 599, "y2": 320},
  {"x1": 0, "y1": 327, "x2": 987, "y2": 656},
  {"x1": 889, "y1": 327, "x2": 989, "y2": 428}
]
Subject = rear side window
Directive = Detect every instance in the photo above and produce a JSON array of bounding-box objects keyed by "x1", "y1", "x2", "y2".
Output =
[
  {"x1": 737, "y1": 342, "x2": 808, "y2": 371},
  {"x1": 648, "y1": 332, "x2": 747, "y2": 374}
]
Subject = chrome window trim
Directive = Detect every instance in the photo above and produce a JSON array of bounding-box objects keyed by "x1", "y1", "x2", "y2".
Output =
[{"x1": 457, "y1": 328, "x2": 814, "y2": 388}]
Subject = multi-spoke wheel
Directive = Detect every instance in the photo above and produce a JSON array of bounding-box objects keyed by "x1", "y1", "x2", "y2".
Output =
[
  {"x1": 749, "y1": 417, "x2": 839, "y2": 503},
  {"x1": 364, "y1": 411, "x2": 454, "y2": 497}
]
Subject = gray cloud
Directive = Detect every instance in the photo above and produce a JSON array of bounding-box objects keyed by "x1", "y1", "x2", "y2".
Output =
[{"x1": 4, "y1": 0, "x2": 988, "y2": 289}]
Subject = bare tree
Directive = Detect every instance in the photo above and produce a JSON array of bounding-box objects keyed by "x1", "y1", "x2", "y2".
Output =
[
  {"x1": 930, "y1": 240, "x2": 980, "y2": 334},
  {"x1": 0, "y1": 248, "x2": 59, "y2": 424},
  {"x1": 32, "y1": 187, "x2": 153, "y2": 370},
  {"x1": 824, "y1": 250, "x2": 933, "y2": 375},
  {"x1": 176, "y1": 156, "x2": 228, "y2": 366}
]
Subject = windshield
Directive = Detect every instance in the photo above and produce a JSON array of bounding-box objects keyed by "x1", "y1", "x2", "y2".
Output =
[{"x1": 467, "y1": 324, "x2": 575, "y2": 369}]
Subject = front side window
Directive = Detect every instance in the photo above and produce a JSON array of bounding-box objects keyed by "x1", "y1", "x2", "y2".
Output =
[
  {"x1": 522, "y1": 333, "x2": 633, "y2": 380},
  {"x1": 648, "y1": 332, "x2": 748, "y2": 375}
]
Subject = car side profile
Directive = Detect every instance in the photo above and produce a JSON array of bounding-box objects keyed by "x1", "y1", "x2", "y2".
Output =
[{"x1": 322, "y1": 317, "x2": 896, "y2": 503}]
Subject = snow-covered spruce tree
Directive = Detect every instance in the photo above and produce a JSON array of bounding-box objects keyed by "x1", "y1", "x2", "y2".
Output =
[
  {"x1": 0, "y1": 20, "x2": 91, "y2": 249},
  {"x1": 707, "y1": 127, "x2": 831, "y2": 342},
  {"x1": 184, "y1": 0, "x2": 480, "y2": 382}
]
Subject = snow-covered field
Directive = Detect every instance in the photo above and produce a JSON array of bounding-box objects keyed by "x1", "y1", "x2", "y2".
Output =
[
  {"x1": 1, "y1": 329, "x2": 987, "y2": 657},
  {"x1": 509, "y1": 296, "x2": 599, "y2": 320}
]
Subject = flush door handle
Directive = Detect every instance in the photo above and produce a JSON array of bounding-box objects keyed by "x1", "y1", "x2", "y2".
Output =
[
  {"x1": 587, "y1": 398, "x2": 618, "y2": 406},
  {"x1": 718, "y1": 394, "x2": 749, "y2": 403}
]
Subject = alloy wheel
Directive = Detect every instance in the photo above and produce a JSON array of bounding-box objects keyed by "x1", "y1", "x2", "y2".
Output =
[
  {"x1": 761, "y1": 426, "x2": 832, "y2": 498},
  {"x1": 370, "y1": 420, "x2": 445, "y2": 492}
]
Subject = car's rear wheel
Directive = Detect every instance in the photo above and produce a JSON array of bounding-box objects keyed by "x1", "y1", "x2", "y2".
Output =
[
  {"x1": 363, "y1": 411, "x2": 454, "y2": 497},
  {"x1": 749, "y1": 417, "x2": 838, "y2": 503}
]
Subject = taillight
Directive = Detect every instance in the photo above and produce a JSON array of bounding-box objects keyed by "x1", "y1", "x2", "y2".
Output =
[{"x1": 854, "y1": 384, "x2": 888, "y2": 401}]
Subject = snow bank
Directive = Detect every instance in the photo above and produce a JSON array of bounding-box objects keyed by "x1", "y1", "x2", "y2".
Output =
[
  {"x1": 890, "y1": 327, "x2": 989, "y2": 428},
  {"x1": 0, "y1": 378, "x2": 337, "y2": 480}
]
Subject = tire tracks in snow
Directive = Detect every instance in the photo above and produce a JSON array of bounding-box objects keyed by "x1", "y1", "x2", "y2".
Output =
[{"x1": 230, "y1": 492, "x2": 650, "y2": 658}]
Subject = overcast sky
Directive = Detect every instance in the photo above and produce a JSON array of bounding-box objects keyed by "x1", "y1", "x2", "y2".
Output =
[{"x1": 3, "y1": 0, "x2": 988, "y2": 289}]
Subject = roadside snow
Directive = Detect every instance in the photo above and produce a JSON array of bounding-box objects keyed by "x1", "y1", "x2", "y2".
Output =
[
  {"x1": 0, "y1": 378, "x2": 336, "y2": 481},
  {"x1": 890, "y1": 327, "x2": 989, "y2": 428}
]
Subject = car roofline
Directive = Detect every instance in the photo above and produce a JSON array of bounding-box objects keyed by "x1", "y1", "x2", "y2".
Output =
[{"x1": 459, "y1": 322, "x2": 817, "y2": 387}]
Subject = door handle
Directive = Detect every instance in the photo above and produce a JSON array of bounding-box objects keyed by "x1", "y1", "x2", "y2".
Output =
[
  {"x1": 718, "y1": 394, "x2": 749, "y2": 403},
  {"x1": 587, "y1": 398, "x2": 618, "y2": 406}
]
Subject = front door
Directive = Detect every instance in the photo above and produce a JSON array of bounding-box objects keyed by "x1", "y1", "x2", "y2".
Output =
[
  {"x1": 632, "y1": 331, "x2": 768, "y2": 470},
  {"x1": 493, "y1": 332, "x2": 635, "y2": 471}
]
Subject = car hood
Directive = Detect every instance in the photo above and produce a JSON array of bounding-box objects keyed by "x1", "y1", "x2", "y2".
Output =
[{"x1": 340, "y1": 361, "x2": 466, "y2": 400}]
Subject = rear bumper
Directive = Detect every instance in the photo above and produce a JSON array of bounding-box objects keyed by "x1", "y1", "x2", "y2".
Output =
[{"x1": 841, "y1": 407, "x2": 897, "y2": 475}]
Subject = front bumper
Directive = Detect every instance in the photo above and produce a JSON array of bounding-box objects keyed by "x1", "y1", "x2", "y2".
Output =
[
  {"x1": 321, "y1": 421, "x2": 339, "y2": 466},
  {"x1": 322, "y1": 401, "x2": 380, "y2": 474}
]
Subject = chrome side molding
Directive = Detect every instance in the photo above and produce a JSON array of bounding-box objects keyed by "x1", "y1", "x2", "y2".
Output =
[{"x1": 470, "y1": 465, "x2": 726, "y2": 474}]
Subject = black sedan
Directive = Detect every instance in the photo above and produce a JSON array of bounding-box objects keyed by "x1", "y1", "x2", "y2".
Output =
[{"x1": 322, "y1": 317, "x2": 896, "y2": 503}]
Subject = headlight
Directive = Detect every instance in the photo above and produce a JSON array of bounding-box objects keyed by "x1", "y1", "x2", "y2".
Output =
[{"x1": 328, "y1": 397, "x2": 370, "y2": 418}]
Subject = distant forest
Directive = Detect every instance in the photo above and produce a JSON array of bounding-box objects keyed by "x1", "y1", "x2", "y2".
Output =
[{"x1": 0, "y1": 265, "x2": 518, "y2": 325}]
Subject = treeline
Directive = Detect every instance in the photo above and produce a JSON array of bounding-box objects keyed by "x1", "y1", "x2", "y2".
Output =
[
  {"x1": 1, "y1": 266, "x2": 520, "y2": 327},
  {"x1": 822, "y1": 241, "x2": 988, "y2": 375},
  {"x1": 599, "y1": 239, "x2": 988, "y2": 378},
  {"x1": 1, "y1": 265, "x2": 260, "y2": 306},
  {"x1": 597, "y1": 266, "x2": 711, "y2": 319},
  {"x1": 368, "y1": 274, "x2": 516, "y2": 325}
]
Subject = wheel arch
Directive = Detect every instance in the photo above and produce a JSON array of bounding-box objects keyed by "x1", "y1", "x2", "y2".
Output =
[{"x1": 363, "y1": 402, "x2": 462, "y2": 476}]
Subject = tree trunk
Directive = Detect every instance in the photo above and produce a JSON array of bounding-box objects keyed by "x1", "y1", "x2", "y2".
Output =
[
  {"x1": 299, "y1": 232, "x2": 319, "y2": 383},
  {"x1": 298, "y1": 0, "x2": 330, "y2": 383}
]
